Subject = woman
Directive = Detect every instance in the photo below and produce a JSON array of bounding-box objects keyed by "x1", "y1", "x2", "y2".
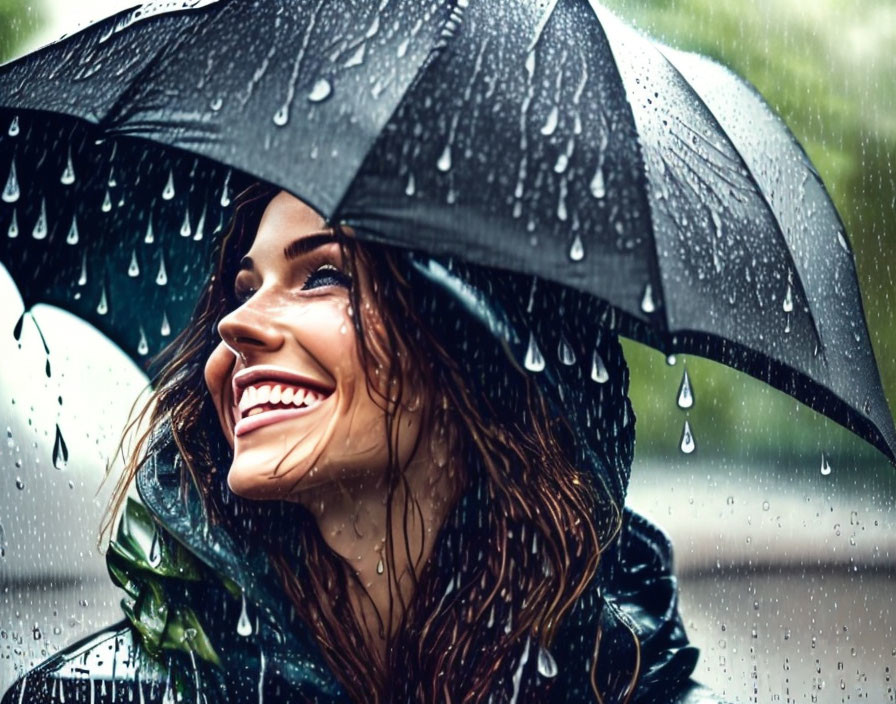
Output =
[{"x1": 2, "y1": 184, "x2": 727, "y2": 703}]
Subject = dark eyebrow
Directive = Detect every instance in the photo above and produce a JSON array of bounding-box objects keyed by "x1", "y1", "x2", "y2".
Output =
[{"x1": 237, "y1": 231, "x2": 337, "y2": 272}]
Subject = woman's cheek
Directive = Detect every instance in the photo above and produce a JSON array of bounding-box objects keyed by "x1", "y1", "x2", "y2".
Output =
[{"x1": 204, "y1": 342, "x2": 236, "y2": 445}]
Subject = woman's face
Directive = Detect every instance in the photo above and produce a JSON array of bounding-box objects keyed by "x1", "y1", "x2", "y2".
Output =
[{"x1": 204, "y1": 191, "x2": 425, "y2": 501}]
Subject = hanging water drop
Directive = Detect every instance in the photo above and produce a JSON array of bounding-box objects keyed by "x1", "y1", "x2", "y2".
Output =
[
  {"x1": 540, "y1": 106, "x2": 559, "y2": 136},
  {"x1": 107, "y1": 165, "x2": 117, "y2": 188},
  {"x1": 273, "y1": 104, "x2": 290, "y2": 127},
  {"x1": 137, "y1": 327, "x2": 149, "y2": 356},
  {"x1": 160, "y1": 311, "x2": 171, "y2": 337},
  {"x1": 437, "y1": 144, "x2": 452, "y2": 172},
  {"x1": 221, "y1": 170, "x2": 232, "y2": 207},
  {"x1": 308, "y1": 78, "x2": 333, "y2": 102},
  {"x1": 679, "y1": 419, "x2": 696, "y2": 454},
  {"x1": 589, "y1": 165, "x2": 606, "y2": 199},
  {"x1": 128, "y1": 250, "x2": 140, "y2": 277},
  {"x1": 194, "y1": 206, "x2": 206, "y2": 241},
  {"x1": 376, "y1": 556, "x2": 385, "y2": 575},
  {"x1": 52, "y1": 425, "x2": 68, "y2": 470},
  {"x1": 2, "y1": 158, "x2": 19, "y2": 203},
  {"x1": 820, "y1": 453, "x2": 832, "y2": 476},
  {"x1": 156, "y1": 256, "x2": 168, "y2": 286},
  {"x1": 782, "y1": 283, "x2": 793, "y2": 313},
  {"x1": 66, "y1": 216, "x2": 79, "y2": 245},
  {"x1": 590, "y1": 349, "x2": 609, "y2": 383},
  {"x1": 568, "y1": 233, "x2": 584, "y2": 262},
  {"x1": 8, "y1": 116, "x2": 19, "y2": 137},
  {"x1": 557, "y1": 335, "x2": 576, "y2": 365},
  {"x1": 7, "y1": 209, "x2": 18, "y2": 238},
  {"x1": 96, "y1": 285, "x2": 109, "y2": 315},
  {"x1": 640, "y1": 283, "x2": 656, "y2": 314},
  {"x1": 237, "y1": 592, "x2": 253, "y2": 636},
  {"x1": 523, "y1": 332, "x2": 545, "y2": 372},
  {"x1": 180, "y1": 207, "x2": 192, "y2": 237},
  {"x1": 32, "y1": 198, "x2": 48, "y2": 240},
  {"x1": 101, "y1": 189, "x2": 113, "y2": 212},
  {"x1": 78, "y1": 253, "x2": 87, "y2": 286},
  {"x1": 536, "y1": 644, "x2": 558, "y2": 678},
  {"x1": 677, "y1": 367, "x2": 694, "y2": 409},
  {"x1": 162, "y1": 170, "x2": 175, "y2": 200},
  {"x1": 60, "y1": 150, "x2": 76, "y2": 185},
  {"x1": 144, "y1": 217, "x2": 155, "y2": 244}
]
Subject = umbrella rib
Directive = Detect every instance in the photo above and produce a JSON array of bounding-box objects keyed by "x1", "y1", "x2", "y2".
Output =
[{"x1": 652, "y1": 44, "x2": 827, "y2": 359}]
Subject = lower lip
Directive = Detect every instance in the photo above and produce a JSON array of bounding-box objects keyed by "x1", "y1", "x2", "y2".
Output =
[{"x1": 234, "y1": 399, "x2": 327, "y2": 438}]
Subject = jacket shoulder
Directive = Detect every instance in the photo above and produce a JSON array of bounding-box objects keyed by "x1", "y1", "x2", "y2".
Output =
[{"x1": 2, "y1": 621, "x2": 172, "y2": 704}]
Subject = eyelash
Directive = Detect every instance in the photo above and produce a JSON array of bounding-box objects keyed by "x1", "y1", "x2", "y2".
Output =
[{"x1": 233, "y1": 263, "x2": 351, "y2": 304}]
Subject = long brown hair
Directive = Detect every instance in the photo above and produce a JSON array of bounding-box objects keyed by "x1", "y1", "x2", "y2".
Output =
[{"x1": 103, "y1": 183, "x2": 631, "y2": 703}]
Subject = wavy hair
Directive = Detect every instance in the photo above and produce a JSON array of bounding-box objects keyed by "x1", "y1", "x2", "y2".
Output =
[{"x1": 103, "y1": 183, "x2": 634, "y2": 703}]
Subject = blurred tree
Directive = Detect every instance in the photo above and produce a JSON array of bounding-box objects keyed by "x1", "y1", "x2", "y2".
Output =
[{"x1": 0, "y1": 1, "x2": 44, "y2": 63}]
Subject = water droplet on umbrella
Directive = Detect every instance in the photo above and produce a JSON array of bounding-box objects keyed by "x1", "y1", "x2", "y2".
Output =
[
  {"x1": 60, "y1": 150, "x2": 76, "y2": 185},
  {"x1": 31, "y1": 198, "x2": 48, "y2": 240},
  {"x1": 405, "y1": 173, "x2": 416, "y2": 196},
  {"x1": 589, "y1": 165, "x2": 606, "y2": 199},
  {"x1": 308, "y1": 78, "x2": 333, "y2": 102},
  {"x1": 180, "y1": 207, "x2": 192, "y2": 237},
  {"x1": 344, "y1": 44, "x2": 365, "y2": 68},
  {"x1": 569, "y1": 234, "x2": 584, "y2": 261},
  {"x1": 221, "y1": 170, "x2": 232, "y2": 207},
  {"x1": 144, "y1": 217, "x2": 155, "y2": 244},
  {"x1": 15, "y1": 477, "x2": 24, "y2": 490},
  {"x1": 557, "y1": 335, "x2": 576, "y2": 365},
  {"x1": 273, "y1": 105, "x2": 290, "y2": 126},
  {"x1": 677, "y1": 367, "x2": 694, "y2": 409},
  {"x1": 397, "y1": 37, "x2": 410, "y2": 57},
  {"x1": 160, "y1": 311, "x2": 171, "y2": 337},
  {"x1": 590, "y1": 349, "x2": 609, "y2": 383},
  {"x1": 209, "y1": 96, "x2": 223, "y2": 111},
  {"x1": 2, "y1": 158, "x2": 20, "y2": 203},
  {"x1": 540, "y1": 106, "x2": 558, "y2": 136},
  {"x1": 162, "y1": 170, "x2": 175, "y2": 200},
  {"x1": 782, "y1": 283, "x2": 793, "y2": 313},
  {"x1": 194, "y1": 206, "x2": 206, "y2": 241},
  {"x1": 7, "y1": 209, "x2": 18, "y2": 238},
  {"x1": 52, "y1": 425, "x2": 68, "y2": 470},
  {"x1": 762, "y1": 500, "x2": 770, "y2": 511},
  {"x1": 96, "y1": 285, "x2": 109, "y2": 315},
  {"x1": 8, "y1": 116, "x2": 19, "y2": 137},
  {"x1": 137, "y1": 327, "x2": 149, "y2": 356},
  {"x1": 711, "y1": 209, "x2": 722, "y2": 238},
  {"x1": 820, "y1": 453, "x2": 832, "y2": 476},
  {"x1": 437, "y1": 145, "x2": 452, "y2": 172},
  {"x1": 536, "y1": 644, "x2": 558, "y2": 678},
  {"x1": 101, "y1": 189, "x2": 113, "y2": 212},
  {"x1": 376, "y1": 556, "x2": 384, "y2": 574},
  {"x1": 237, "y1": 593, "x2": 253, "y2": 636},
  {"x1": 640, "y1": 283, "x2": 656, "y2": 313},
  {"x1": 523, "y1": 332, "x2": 545, "y2": 372},
  {"x1": 77, "y1": 253, "x2": 87, "y2": 286},
  {"x1": 156, "y1": 256, "x2": 168, "y2": 286},
  {"x1": 837, "y1": 231, "x2": 849, "y2": 252},
  {"x1": 66, "y1": 216, "x2": 79, "y2": 245},
  {"x1": 127, "y1": 250, "x2": 140, "y2": 277},
  {"x1": 680, "y1": 419, "x2": 696, "y2": 454}
]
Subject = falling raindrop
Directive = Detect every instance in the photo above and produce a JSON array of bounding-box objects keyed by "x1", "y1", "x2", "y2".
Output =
[
  {"x1": 160, "y1": 311, "x2": 171, "y2": 337},
  {"x1": 107, "y1": 165, "x2": 117, "y2": 188},
  {"x1": 590, "y1": 349, "x2": 609, "y2": 383},
  {"x1": 77, "y1": 253, "x2": 87, "y2": 286},
  {"x1": 237, "y1": 593, "x2": 253, "y2": 636},
  {"x1": 96, "y1": 285, "x2": 109, "y2": 315},
  {"x1": 677, "y1": 367, "x2": 694, "y2": 409},
  {"x1": 144, "y1": 217, "x2": 155, "y2": 244},
  {"x1": 52, "y1": 425, "x2": 68, "y2": 470},
  {"x1": 194, "y1": 206, "x2": 206, "y2": 241},
  {"x1": 640, "y1": 283, "x2": 656, "y2": 314},
  {"x1": 523, "y1": 332, "x2": 545, "y2": 372},
  {"x1": 666, "y1": 354, "x2": 677, "y2": 366},
  {"x1": 32, "y1": 198, "x2": 48, "y2": 240},
  {"x1": 66, "y1": 216, "x2": 79, "y2": 245},
  {"x1": 180, "y1": 207, "x2": 192, "y2": 237},
  {"x1": 679, "y1": 419, "x2": 696, "y2": 454},
  {"x1": 568, "y1": 234, "x2": 584, "y2": 262},
  {"x1": 589, "y1": 165, "x2": 606, "y2": 199},
  {"x1": 156, "y1": 256, "x2": 168, "y2": 286},
  {"x1": 308, "y1": 78, "x2": 333, "y2": 102},
  {"x1": 7, "y1": 209, "x2": 18, "y2": 238},
  {"x1": 536, "y1": 644, "x2": 558, "y2": 678},
  {"x1": 128, "y1": 250, "x2": 140, "y2": 277},
  {"x1": 3, "y1": 159, "x2": 20, "y2": 203},
  {"x1": 101, "y1": 189, "x2": 113, "y2": 212},
  {"x1": 557, "y1": 335, "x2": 576, "y2": 365},
  {"x1": 405, "y1": 173, "x2": 416, "y2": 197},
  {"x1": 137, "y1": 327, "x2": 149, "y2": 356},
  {"x1": 221, "y1": 170, "x2": 232, "y2": 207},
  {"x1": 8, "y1": 116, "x2": 19, "y2": 137},
  {"x1": 162, "y1": 170, "x2": 175, "y2": 200},
  {"x1": 820, "y1": 453, "x2": 832, "y2": 476},
  {"x1": 437, "y1": 145, "x2": 452, "y2": 172},
  {"x1": 60, "y1": 150, "x2": 76, "y2": 185}
]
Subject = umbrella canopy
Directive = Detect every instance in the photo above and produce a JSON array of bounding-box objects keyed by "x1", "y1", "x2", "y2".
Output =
[{"x1": 0, "y1": 0, "x2": 893, "y2": 463}]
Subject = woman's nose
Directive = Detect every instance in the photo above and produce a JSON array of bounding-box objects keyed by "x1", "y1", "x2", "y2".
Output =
[{"x1": 217, "y1": 302, "x2": 284, "y2": 354}]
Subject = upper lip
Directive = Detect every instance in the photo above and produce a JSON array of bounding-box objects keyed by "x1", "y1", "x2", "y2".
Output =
[{"x1": 231, "y1": 365, "x2": 335, "y2": 406}]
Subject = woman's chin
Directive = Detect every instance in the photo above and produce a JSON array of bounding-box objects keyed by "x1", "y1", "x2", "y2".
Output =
[{"x1": 226, "y1": 452, "x2": 316, "y2": 501}]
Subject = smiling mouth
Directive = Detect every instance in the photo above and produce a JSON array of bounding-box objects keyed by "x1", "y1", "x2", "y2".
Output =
[{"x1": 233, "y1": 382, "x2": 332, "y2": 437}]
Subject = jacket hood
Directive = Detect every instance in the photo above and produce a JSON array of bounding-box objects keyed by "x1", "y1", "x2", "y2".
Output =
[{"x1": 117, "y1": 252, "x2": 698, "y2": 702}]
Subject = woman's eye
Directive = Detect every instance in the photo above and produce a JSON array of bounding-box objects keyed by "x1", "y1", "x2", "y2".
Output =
[{"x1": 302, "y1": 263, "x2": 352, "y2": 290}]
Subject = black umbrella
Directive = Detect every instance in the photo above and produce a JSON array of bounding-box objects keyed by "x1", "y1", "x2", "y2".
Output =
[{"x1": 0, "y1": 0, "x2": 893, "y2": 463}]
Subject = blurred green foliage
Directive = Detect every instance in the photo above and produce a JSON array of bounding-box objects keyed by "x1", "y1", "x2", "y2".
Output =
[
  {"x1": 0, "y1": 1, "x2": 43, "y2": 63},
  {"x1": 603, "y1": 0, "x2": 896, "y2": 464}
]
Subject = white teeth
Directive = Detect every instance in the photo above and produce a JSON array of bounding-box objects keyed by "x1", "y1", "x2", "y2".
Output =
[
  {"x1": 257, "y1": 385, "x2": 271, "y2": 404},
  {"x1": 248, "y1": 386, "x2": 258, "y2": 405},
  {"x1": 270, "y1": 385, "x2": 282, "y2": 404},
  {"x1": 237, "y1": 382, "x2": 328, "y2": 417},
  {"x1": 281, "y1": 387, "x2": 294, "y2": 404},
  {"x1": 293, "y1": 388, "x2": 307, "y2": 407}
]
